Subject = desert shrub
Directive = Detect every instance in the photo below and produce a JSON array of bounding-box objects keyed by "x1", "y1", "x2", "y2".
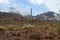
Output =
[
  {"x1": 0, "y1": 27, "x2": 7, "y2": 32},
  {"x1": 29, "y1": 31, "x2": 40, "y2": 40},
  {"x1": 0, "y1": 26, "x2": 8, "y2": 31},
  {"x1": 0, "y1": 28, "x2": 4, "y2": 31},
  {"x1": 56, "y1": 27, "x2": 60, "y2": 34},
  {"x1": 21, "y1": 24, "x2": 35, "y2": 32},
  {"x1": 36, "y1": 25, "x2": 49, "y2": 29},
  {"x1": 29, "y1": 19, "x2": 33, "y2": 23},
  {"x1": 54, "y1": 24, "x2": 60, "y2": 34},
  {"x1": 7, "y1": 25, "x2": 20, "y2": 31}
]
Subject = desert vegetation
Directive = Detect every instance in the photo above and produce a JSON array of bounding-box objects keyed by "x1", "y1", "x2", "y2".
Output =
[{"x1": 0, "y1": 11, "x2": 60, "y2": 40}]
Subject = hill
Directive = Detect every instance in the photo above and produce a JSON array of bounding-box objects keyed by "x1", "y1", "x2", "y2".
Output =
[
  {"x1": 0, "y1": 12, "x2": 60, "y2": 40},
  {"x1": 24, "y1": 11, "x2": 60, "y2": 21},
  {"x1": 0, "y1": 12, "x2": 26, "y2": 26}
]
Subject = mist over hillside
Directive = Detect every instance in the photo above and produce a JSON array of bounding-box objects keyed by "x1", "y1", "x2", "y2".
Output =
[
  {"x1": 24, "y1": 11, "x2": 60, "y2": 21},
  {"x1": 0, "y1": 11, "x2": 60, "y2": 21}
]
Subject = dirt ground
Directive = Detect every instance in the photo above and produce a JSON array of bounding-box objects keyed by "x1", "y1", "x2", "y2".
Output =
[{"x1": 0, "y1": 28, "x2": 60, "y2": 40}]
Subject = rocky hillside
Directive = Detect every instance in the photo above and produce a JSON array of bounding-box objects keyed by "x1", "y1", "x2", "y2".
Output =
[
  {"x1": 0, "y1": 12, "x2": 26, "y2": 26},
  {"x1": 24, "y1": 11, "x2": 60, "y2": 21},
  {"x1": 0, "y1": 12, "x2": 60, "y2": 40}
]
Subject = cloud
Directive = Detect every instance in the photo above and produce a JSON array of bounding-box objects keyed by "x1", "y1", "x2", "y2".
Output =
[
  {"x1": 0, "y1": 0, "x2": 17, "y2": 5},
  {"x1": 0, "y1": 0, "x2": 30, "y2": 16},
  {"x1": 27, "y1": 0, "x2": 60, "y2": 13},
  {"x1": 1, "y1": 0, "x2": 60, "y2": 16},
  {"x1": 0, "y1": 0, "x2": 19, "y2": 11},
  {"x1": 26, "y1": 0, "x2": 44, "y2": 5},
  {"x1": 19, "y1": 5, "x2": 31, "y2": 15},
  {"x1": 0, "y1": 0, "x2": 10, "y2": 4},
  {"x1": 45, "y1": 0, "x2": 60, "y2": 13}
]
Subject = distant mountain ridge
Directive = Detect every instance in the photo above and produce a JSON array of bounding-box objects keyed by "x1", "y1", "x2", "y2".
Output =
[
  {"x1": 24, "y1": 11, "x2": 59, "y2": 21},
  {"x1": 0, "y1": 12, "x2": 24, "y2": 20},
  {"x1": 0, "y1": 11, "x2": 60, "y2": 21},
  {"x1": 0, "y1": 11, "x2": 26, "y2": 26}
]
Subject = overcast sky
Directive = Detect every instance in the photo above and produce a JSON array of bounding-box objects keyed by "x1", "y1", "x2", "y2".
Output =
[{"x1": 0, "y1": 0, "x2": 60, "y2": 16}]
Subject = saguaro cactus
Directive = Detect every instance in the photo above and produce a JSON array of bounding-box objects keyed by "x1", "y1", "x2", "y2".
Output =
[{"x1": 30, "y1": 8, "x2": 33, "y2": 23}]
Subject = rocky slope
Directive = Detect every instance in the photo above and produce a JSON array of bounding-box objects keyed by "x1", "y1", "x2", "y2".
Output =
[{"x1": 0, "y1": 12, "x2": 60, "y2": 40}]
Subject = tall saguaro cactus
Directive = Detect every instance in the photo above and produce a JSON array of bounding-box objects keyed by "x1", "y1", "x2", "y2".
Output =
[
  {"x1": 31, "y1": 8, "x2": 32, "y2": 20},
  {"x1": 30, "y1": 8, "x2": 33, "y2": 23}
]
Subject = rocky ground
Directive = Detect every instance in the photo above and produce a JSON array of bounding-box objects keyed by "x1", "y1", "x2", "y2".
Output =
[{"x1": 0, "y1": 28, "x2": 59, "y2": 40}]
